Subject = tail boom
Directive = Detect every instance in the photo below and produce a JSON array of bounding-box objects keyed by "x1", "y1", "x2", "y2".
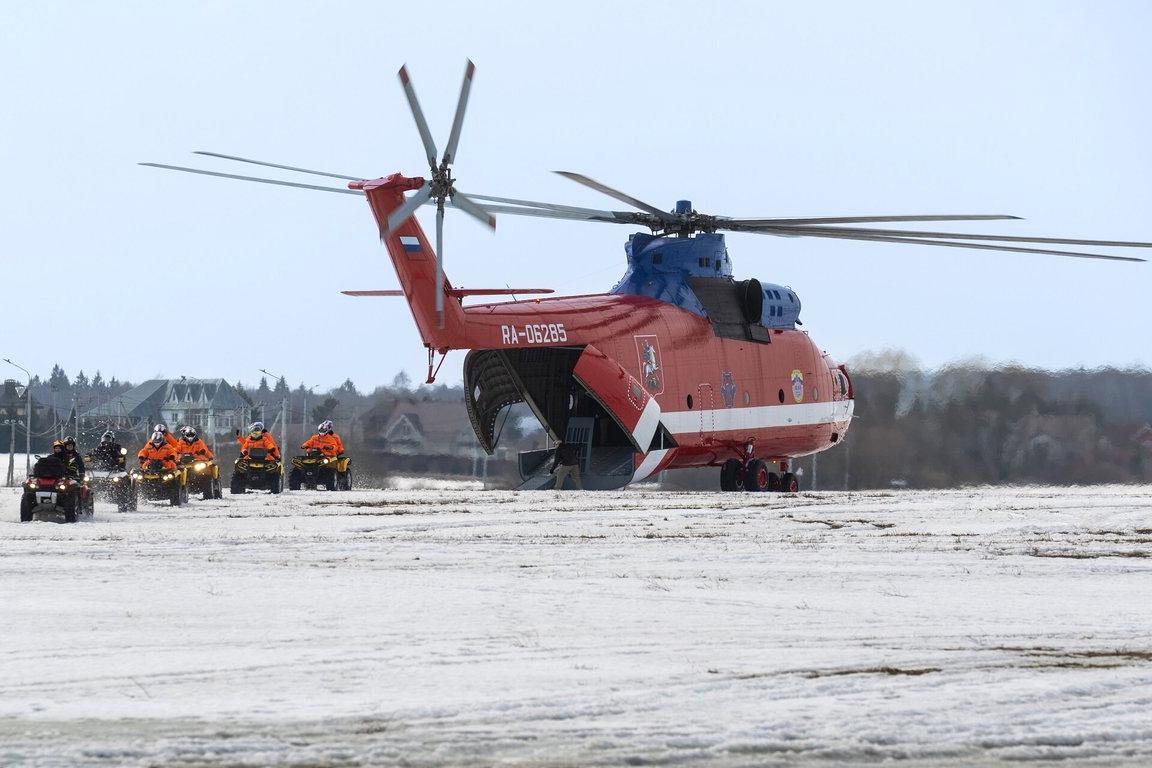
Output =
[{"x1": 351, "y1": 174, "x2": 466, "y2": 349}]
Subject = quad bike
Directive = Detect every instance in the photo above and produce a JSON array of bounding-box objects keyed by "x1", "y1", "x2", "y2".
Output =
[
  {"x1": 230, "y1": 447, "x2": 282, "y2": 494},
  {"x1": 131, "y1": 459, "x2": 189, "y2": 506},
  {"x1": 178, "y1": 453, "x2": 223, "y2": 500},
  {"x1": 85, "y1": 450, "x2": 138, "y2": 512},
  {"x1": 20, "y1": 457, "x2": 92, "y2": 523},
  {"x1": 289, "y1": 449, "x2": 352, "y2": 491}
]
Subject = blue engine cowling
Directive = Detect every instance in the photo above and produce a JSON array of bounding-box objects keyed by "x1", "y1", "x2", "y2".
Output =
[
  {"x1": 609, "y1": 230, "x2": 801, "y2": 327},
  {"x1": 759, "y1": 281, "x2": 801, "y2": 328}
]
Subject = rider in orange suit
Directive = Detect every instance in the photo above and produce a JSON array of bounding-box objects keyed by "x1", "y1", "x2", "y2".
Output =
[
  {"x1": 174, "y1": 426, "x2": 214, "y2": 461},
  {"x1": 154, "y1": 423, "x2": 180, "y2": 449},
  {"x1": 301, "y1": 420, "x2": 345, "y2": 457},
  {"x1": 237, "y1": 421, "x2": 280, "y2": 460},
  {"x1": 138, "y1": 431, "x2": 179, "y2": 469}
]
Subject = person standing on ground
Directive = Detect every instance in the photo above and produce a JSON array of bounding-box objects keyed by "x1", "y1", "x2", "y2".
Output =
[{"x1": 549, "y1": 441, "x2": 582, "y2": 490}]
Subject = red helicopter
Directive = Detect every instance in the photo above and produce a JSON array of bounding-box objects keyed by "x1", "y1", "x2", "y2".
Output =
[{"x1": 144, "y1": 61, "x2": 1149, "y2": 492}]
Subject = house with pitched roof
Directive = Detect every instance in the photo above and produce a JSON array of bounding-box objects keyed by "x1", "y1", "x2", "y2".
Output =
[
  {"x1": 80, "y1": 378, "x2": 253, "y2": 437},
  {"x1": 361, "y1": 396, "x2": 480, "y2": 457}
]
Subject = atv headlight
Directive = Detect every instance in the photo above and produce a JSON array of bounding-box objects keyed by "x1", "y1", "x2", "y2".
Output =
[
  {"x1": 120, "y1": 447, "x2": 128, "y2": 455},
  {"x1": 112, "y1": 477, "x2": 120, "y2": 483},
  {"x1": 57, "y1": 482, "x2": 67, "y2": 491},
  {"x1": 194, "y1": 462, "x2": 207, "y2": 471},
  {"x1": 322, "y1": 458, "x2": 329, "y2": 464},
  {"x1": 162, "y1": 473, "x2": 172, "y2": 481}
]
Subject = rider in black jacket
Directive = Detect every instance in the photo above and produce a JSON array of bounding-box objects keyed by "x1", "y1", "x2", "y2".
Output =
[
  {"x1": 61, "y1": 436, "x2": 86, "y2": 481},
  {"x1": 89, "y1": 431, "x2": 126, "y2": 470}
]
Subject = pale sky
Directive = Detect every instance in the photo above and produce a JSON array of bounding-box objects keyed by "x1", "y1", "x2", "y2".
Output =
[{"x1": 3, "y1": 1, "x2": 1150, "y2": 391}]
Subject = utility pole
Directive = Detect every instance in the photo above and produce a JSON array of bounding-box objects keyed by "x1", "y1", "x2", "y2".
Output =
[
  {"x1": 3, "y1": 359, "x2": 33, "y2": 478},
  {"x1": 259, "y1": 369, "x2": 288, "y2": 444},
  {"x1": 300, "y1": 384, "x2": 316, "y2": 442},
  {"x1": 3, "y1": 417, "x2": 15, "y2": 486}
]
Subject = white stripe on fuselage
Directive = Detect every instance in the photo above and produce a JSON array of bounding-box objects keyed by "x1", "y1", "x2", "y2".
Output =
[
  {"x1": 632, "y1": 395, "x2": 661, "y2": 449},
  {"x1": 661, "y1": 399, "x2": 854, "y2": 435},
  {"x1": 632, "y1": 448, "x2": 671, "y2": 482}
]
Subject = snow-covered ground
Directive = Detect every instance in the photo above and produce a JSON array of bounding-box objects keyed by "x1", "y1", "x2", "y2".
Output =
[{"x1": 2, "y1": 484, "x2": 1151, "y2": 767}]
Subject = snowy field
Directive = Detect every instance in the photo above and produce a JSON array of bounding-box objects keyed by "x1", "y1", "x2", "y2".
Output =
[{"x1": 2, "y1": 483, "x2": 1151, "y2": 767}]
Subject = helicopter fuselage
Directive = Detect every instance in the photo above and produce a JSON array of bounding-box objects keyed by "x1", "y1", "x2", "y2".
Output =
[{"x1": 362, "y1": 174, "x2": 854, "y2": 488}]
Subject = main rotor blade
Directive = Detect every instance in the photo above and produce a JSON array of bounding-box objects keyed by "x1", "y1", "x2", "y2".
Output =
[
  {"x1": 139, "y1": 163, "x2": 364, "y2": 195},
  {"x1": 748, "y1": 227, "x2": 1146, "y2": 262},
  {"x1": 727, "y1": 214, "x2": 1021, "y2": 226},
  {"x1": 436, "y1": 200, "x2": 630, "y2": 223},
  {"x1": 463, "y1": 192, "x2": 625, "y2": 218},
  {"x1": 555, "y1": 171, "x2": 675, "y2": 222},
  {"x1": 449, "y1": 190, "x2": 497, "y2": 230},
  {"x1": 398, "y1": 65, "x2": 439, "y2": 170},
  {"x1": 341, "y1": 290, "x2": 405, "y2": 296},
  {"x1": 442, "y1": 59, "x2": 475, "y2": 165},
  {"x1": 192, "y1": 151, "x2": 361, "y2": 181},
  {"x1": 384, "y1": 184, "x2": 433, "y2": 235},
  {"x1": 435, "y1": 204, "x2": 445, "y2": 327},
  {"x1": 734, "y1": 223, "x2": 1152, "y2": 250}
]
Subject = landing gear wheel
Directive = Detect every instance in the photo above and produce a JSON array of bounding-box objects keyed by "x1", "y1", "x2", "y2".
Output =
[
  {"x1": 288, "y1": 469, "x2": 302, "y2": 491},
  {"x1": 720, "y1": 459, "x2": 744, "y2": 492},
  {"x1": 743, "y1": 459, "x2": 771, "y2": 492},
  {"x1": 780, "y1": 472, "x2": 799, "y2": 493}
]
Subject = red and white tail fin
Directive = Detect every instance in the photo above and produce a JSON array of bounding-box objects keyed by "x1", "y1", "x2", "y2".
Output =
[{"x1": 348, "y1": 173, "x2": 469, "y2": 350}]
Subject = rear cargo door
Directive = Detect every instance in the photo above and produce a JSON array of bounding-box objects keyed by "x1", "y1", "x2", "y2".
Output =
[{"x1": 572, "y1": 344, "x2": 662, "y2": 452}]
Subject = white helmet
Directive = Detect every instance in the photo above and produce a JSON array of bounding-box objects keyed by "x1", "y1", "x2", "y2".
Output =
[
  {"x1": 181, "y1": 426, "x2": 197, "y2": 441},
  {"x1": 150, "y1": 431, "x2": 165, "y2": 446},
  {"x1": 317, "y1": 420, "x2": 334, "y2": 435},
  {"x1": 248, "y1": 421, "x2": 264, "y2": 432},
  {"x1": 154, "y1": 423, "x2": 168, "y2": 433}
]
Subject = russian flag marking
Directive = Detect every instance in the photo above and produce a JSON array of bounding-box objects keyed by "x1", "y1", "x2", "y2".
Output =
[{"x1": 399, "y1": 236, "x2": 422, "y2": 253}]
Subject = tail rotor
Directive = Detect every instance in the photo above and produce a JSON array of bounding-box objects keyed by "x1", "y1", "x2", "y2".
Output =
[{"x1": 389, "y1": 60, "x2": 496, "y2": 328}]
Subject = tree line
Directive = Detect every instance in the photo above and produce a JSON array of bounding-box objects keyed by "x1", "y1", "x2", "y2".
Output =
[
  {"x1": 20, "y1": 357, "x2": 1152, "y2": 488},
  {"x1": 805, "y1": 354, "x2": 1152, "y2": 489}
]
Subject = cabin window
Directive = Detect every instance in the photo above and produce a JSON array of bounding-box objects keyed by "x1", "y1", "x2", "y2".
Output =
[
  {"x1": 778, "y1": 388, "x2": 785, "y2": 403},
  {"x1": 743, "y1": 391, "x2": 750, "y2": 406},
  {"x1": 686, "y1": 394, "x2": 694, "y2": 409},
  {"x1": 812, "y1": 388, "x2": 818, "y2": 401},
  {"x1": 788, "y1": 293, "x2": 795, "y2": 303},
  {"x1": 773, "y1": 290, "x2": 782, "y2": 300}
]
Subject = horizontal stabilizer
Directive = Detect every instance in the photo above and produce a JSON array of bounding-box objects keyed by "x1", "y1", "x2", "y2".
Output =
[{"x1": 447, "y1": 288, "x2": 554, "y2": 297}]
